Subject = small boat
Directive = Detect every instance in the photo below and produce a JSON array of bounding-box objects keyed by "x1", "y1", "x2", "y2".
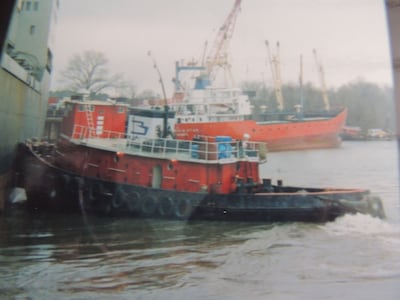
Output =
[
  {"x1": 341, "y1": 126, "x2": 365, "y2": 141},
  {"x1": 366, "y1": 128, "x2": 393, "y2": 141},
  {"x1": 13, "y1": 98, "x2": 385, "y2": 223}
]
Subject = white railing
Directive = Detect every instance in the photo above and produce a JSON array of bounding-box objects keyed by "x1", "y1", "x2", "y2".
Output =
[{"x1": 71, "y1": 125, "x2": 267, "y2": 163}]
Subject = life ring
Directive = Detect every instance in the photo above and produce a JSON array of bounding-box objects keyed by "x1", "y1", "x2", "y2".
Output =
[
  {"x1": 126, "y1": 190, "x2": 141, "y2": 213},
  {"x1": 174, "y1": 198, "x2": 194, "y2": 219},
  {"x1": 141, "y1": 194, "x2": 158, "y2": 216},
  {"x1": 157, "y1": 196, "x2": 174, "y2": 217},
  {"x1": 112, "y1": 186, "x2": 127, "y2": 209}
]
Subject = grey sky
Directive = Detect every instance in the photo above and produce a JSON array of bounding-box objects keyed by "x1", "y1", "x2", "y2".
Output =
[{"x1": 51, "y1": 0, "x2": 393, "y2": 96}]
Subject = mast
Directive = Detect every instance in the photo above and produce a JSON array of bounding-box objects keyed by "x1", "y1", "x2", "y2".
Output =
[
  {"x1": 385, "y1": 0, "x2": 400, "y2": 145},
  {"x1": 298, "y1": 54, "x2": 304, "y2": 119},
  {"x1": 265, "y1": 40, "x2": 285, "y2": 111},
  {"x1": 313, "y1": 49, "x2": 330, "y2": 111}
]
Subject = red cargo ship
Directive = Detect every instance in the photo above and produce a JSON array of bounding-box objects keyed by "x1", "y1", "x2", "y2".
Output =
[
  {"x1": 170, "y1": 72, "x2": 347, "y2": 152},
  {"x1": 174, "y1": 101, "x2": 347, "y2": 152}
]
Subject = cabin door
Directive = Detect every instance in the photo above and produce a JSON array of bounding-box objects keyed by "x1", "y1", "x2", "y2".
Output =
[{"x1": 152, "y1": 165, "x2": 162, "y2": 188}]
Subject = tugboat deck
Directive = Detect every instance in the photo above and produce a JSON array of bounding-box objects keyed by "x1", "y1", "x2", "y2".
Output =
[{"x1": 64, "y1": 126, "x2": 267, "y2": 165}]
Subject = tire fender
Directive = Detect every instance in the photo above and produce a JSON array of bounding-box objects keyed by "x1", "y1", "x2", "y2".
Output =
[
  {"x1": 157, "y1": 196, "x2": 174, "y2": 217},
  {"x1": 174, "y1": 198, "x2": 193, "y2": 219},
  {"x1": 112, "y1": 186, "x2": 127, "y2": 209},
  {"x1": 126, "y1": 191, "x2": 141, "y2": 212},
  {"x1": 141, "y1": 194, "x2": 158, "y2": 216}
]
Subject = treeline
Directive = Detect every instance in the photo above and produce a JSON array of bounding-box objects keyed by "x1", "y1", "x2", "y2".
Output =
[{"x1": 242, "y1": 79, "x2": 396, "y2": 132}]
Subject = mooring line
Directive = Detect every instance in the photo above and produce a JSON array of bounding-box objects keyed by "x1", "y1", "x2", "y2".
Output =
[{"x1": 78, "y1": 179, "x2": 109, "y2": 253}]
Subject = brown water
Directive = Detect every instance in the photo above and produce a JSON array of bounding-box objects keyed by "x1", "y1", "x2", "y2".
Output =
[{"x1": 1, "y1": 141, "x2": 399, "y2": 299}]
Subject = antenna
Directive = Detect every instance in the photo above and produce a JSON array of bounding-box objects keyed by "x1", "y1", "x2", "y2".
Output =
[
  {"x1": 148, "y1": 51, "x2": 168, "y2": 104},
  {"x1": 298, "y1": 54, "x2": 304, "y2": 119},
  {"x1": 148, "y1": 51, "x2": 170, "y2": 138}
]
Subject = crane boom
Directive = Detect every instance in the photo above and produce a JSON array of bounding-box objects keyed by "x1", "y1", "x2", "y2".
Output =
[
  {"x1": 313, "y1": 49, "x2": 330, "y2": 111},
  {"x1": 205, "y1": 0, "x2": 242, "y2": 84}
]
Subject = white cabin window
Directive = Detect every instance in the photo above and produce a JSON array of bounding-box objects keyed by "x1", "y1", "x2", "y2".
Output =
[{"x1": 78, "y1": 105, "x2": 94, "y2": 112}]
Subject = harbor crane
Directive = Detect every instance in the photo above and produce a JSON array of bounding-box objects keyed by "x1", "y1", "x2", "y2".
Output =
[
  {"x1": 265, "y1": 40, "x2": 285, "y2": 111},
  {"x1": 174, "y1": 0, "x2": 242, "y2": 91},
  {"x1": 313, "y1": 49, "x2": 331, "y2": 111},
  {"x1": 204, "y1": 0, "x2": 242, "y2": 86}
]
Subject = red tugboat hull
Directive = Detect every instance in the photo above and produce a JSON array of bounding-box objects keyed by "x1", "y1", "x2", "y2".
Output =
[
  {"x1": 14, "y1": 139, "x2": 384, "y2": 223},
  {"x1": 13, "y1": 101, "x2": 383, "y2": 223}
]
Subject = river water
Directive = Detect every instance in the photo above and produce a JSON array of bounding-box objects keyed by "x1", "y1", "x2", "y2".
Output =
[{"x1": 1, "y1": 141, "x2": 400, "y2": 299}]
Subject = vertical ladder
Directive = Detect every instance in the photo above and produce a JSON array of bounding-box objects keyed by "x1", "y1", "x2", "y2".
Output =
[{"x1": 85, "y1": 103, "x2": 96, "y2": 137}]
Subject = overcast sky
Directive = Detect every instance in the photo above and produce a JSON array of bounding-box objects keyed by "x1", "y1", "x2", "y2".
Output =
[{"x1": 51, "y1": 0, "x2": 393, "y2": 96}]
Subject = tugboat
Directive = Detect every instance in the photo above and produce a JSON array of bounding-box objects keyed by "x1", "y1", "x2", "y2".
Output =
[{"x1": 14, "y1": 97, "x2": 385, "y2": 223}]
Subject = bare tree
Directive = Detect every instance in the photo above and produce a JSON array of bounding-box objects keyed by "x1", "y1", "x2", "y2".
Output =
[{"x1": 60, "y1": 50, "x2": 133, "y2": 95}]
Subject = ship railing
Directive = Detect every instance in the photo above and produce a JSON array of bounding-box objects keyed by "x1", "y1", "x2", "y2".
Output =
[
  {"x1": 71, "y1": 125, "x2": 267, "y2": 163},
  {"x1": 127, "y1": 137, "x2": 267, "y2": 163}
]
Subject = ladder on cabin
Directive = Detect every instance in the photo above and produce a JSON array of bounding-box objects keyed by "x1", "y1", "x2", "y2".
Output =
[{"x1": 85, "y1": 103, "x2": 96, "y2": 138}]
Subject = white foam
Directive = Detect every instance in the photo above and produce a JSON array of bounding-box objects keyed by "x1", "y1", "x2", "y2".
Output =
[{"x1": 322, "y1": 213, "x2": 400, "y2": 237}]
